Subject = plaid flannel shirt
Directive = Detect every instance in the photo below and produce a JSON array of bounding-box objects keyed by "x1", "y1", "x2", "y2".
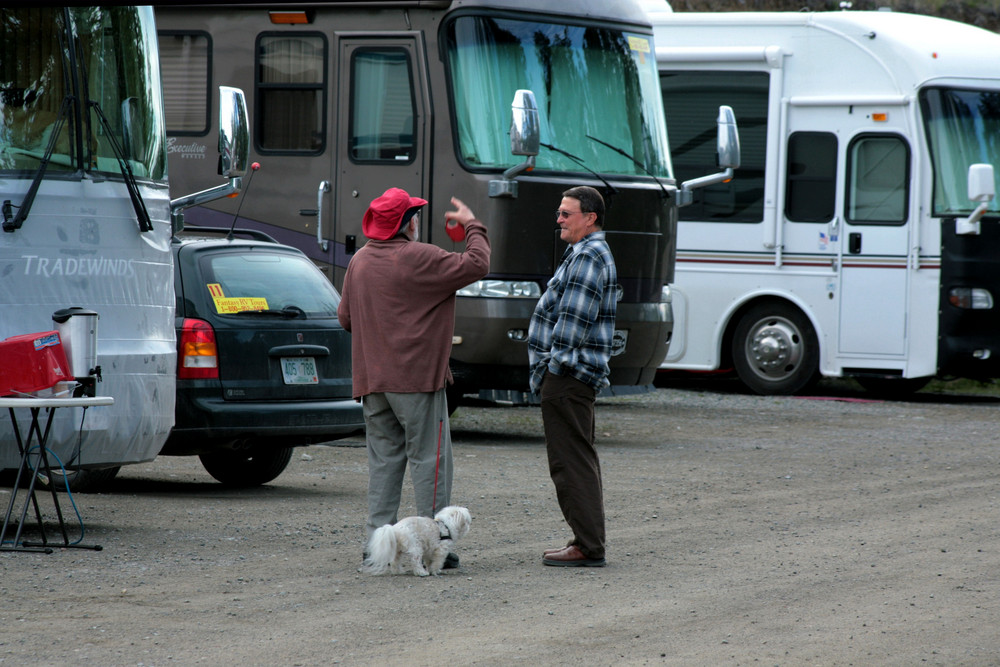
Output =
[{"x1": 527, "y1": 231, "x2": 617, "y2": 394}]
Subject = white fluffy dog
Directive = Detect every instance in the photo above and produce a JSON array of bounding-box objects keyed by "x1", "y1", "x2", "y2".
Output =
[{"x1": 362, "y1": 506, "x2": 471, "y2": 577}]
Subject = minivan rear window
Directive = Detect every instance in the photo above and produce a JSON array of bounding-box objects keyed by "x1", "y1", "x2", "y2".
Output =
[{"x1": 200, "y1": 250, "x2": 340, "y2": 317}]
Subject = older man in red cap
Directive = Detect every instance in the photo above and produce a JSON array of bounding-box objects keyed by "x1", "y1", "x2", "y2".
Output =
[{"x1": 338, "y1": 188, "x2": 490, "y2": 569}]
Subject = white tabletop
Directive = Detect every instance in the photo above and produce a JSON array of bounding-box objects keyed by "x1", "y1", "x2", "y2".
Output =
[{"x1": 0, "y1": 396, "x2": 114, "y2": 409}]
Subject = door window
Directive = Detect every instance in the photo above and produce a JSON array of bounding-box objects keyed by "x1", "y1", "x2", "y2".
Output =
[
  {"x1": 846, "y1": 134, "x2": 909, "y2": 224},
  {"x1": 348, "y1": 48, "x2": 415, "y2": 163}
]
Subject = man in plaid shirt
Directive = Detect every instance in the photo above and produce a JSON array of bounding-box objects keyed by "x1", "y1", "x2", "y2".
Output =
[{"x1": 528, "y1": 185, "x2": 618, "y2": 568}]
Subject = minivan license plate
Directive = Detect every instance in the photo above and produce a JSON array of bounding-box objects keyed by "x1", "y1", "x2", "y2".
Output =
[{"x1": 281, "y1": 357, "x2": 318, "y2": 384}]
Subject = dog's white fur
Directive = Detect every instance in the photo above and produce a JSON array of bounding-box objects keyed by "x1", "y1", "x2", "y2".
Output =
[{"x1": 362, "y1": 506, "x2": 471, "y2": 576}]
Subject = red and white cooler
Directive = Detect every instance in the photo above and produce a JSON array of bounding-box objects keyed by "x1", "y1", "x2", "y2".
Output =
[{"x1": 0, "y1": 331, "x2": 74, "y2": 397}]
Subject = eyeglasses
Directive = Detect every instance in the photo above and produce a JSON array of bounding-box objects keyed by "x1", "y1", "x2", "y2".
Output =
[{"x1": 556, "y1": 209, "x2": 584, "y2": 219}]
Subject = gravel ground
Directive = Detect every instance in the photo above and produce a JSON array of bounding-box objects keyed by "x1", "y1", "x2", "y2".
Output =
[{"x1": 2, "y1": 379, "x2": 999, "y2": 666}]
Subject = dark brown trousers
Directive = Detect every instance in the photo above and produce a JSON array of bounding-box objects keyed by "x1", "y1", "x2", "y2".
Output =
[{"x1": 540, "y1": 371, "x2": 606, "y2": 559}]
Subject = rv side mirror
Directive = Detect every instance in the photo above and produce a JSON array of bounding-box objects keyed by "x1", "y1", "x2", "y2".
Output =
[
  {"x1": 510, "y1": 89, "x2": 540, "y2": 157},
  {"x1": 968, "y1": 163, "x2": 995, "y2": 201},
  {"x1": 489, "y1": 89, "x2": 539, "y2": 198},
  {"x1": 170, "y1": 86, "x2": 252, "y2": 233},
  {"x1": 219, "y1": 85, "x2": 249, "y2": 179},
  {"x1": 957, "y1": 163, "x2": 996, "y2": 235},
  {"x1": 717, "y1": 105, "x2": 740, "y2": 170},
  {"x1": 677, "y1": 105, "x2": 741, "y2": 207}
]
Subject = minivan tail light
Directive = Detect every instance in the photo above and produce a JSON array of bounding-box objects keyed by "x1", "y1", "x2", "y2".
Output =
[{"x1": 178, "y1": 318, "x2": 219, "y2": 379}]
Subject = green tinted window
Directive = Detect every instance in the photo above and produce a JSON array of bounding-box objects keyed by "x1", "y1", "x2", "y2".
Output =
[
  {"x1": 203, "y1": 251, "x2": 340, "y2": 317},
  {"x1": 349, "y1": 49, "x2": 415, "y2": 163},
  {"x1": 0, "y1": 7, "x2": 166, "y2": 179},
  {"x1": 445, "y1": 16, "x2": 670, "y2": 178},
  {"x1": 920, "y1": 87, "x2": 1000, "y2": 216}
]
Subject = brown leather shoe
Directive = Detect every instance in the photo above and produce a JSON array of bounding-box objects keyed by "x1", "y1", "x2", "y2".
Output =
[
  {"x1": 543, "y1": 545, "x2": 570, "y2": 556},
  {"x1": 542, "y1": 545, "x2": 606, "y2": 567}
]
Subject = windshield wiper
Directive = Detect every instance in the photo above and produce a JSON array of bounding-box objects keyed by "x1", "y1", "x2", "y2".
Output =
[
  {"x1": 89, "y1": 101, "x2": 153, "y2": 232},
  {"x1": 2, "y1": 96, "x2": 73, "y2": 233},
  {"x1": 586, "y1": 134, "x2": 670, "y2": 199},
  {"x1": 235, "y1": 307, "x2": 306, "y2": 319},
  {"x1": 539, "y1": 142, "x2": 619, "y2": 198}
]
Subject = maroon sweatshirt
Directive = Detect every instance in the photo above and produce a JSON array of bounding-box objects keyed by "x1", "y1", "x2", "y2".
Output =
[{"x1": 337, "y1": 220, "x2": 490, "y2": 398}]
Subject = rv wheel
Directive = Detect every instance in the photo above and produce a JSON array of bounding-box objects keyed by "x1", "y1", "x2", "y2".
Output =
[
  {"x1": 732, "y1": 302, "x2": 819, "y2": 395},
  {"x1": 35, "y1": 466, "x2": 122, "y2": 493}
]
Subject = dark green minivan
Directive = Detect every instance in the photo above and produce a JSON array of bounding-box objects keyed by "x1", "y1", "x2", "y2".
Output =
[{"x1": 167, "y1": 228, "x2": 363, "y2": 486}]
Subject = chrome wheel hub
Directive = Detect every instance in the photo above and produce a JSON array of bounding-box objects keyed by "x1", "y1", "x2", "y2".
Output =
[{"x1": 747, "y1": 318, "x2": 803, "y2": 379}]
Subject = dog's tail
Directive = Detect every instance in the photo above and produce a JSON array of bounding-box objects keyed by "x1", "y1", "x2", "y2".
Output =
[{"x1": 362, "y1": 525, "x2": 397, "y2": 575}]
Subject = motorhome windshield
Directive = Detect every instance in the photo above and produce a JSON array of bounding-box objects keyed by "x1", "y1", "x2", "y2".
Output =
[
  {"x1": 921, "y1": 87, "x2": 1000, "y2": 216},
  {"x1": 445, "y1": 15, "x2": 671, "y2": 178},
  {"x1": 0, "y1": 7, "x2": 165, "y2": 180}
]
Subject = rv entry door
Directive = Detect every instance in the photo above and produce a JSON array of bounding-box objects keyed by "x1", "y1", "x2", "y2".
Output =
[
  {"x1": 781, "y1": 105, "x2": 912, "y2": 359},
  {"x1": 331, "y1": 35, "x2": 429, "y2": 288},
  {"x1": 836, "y1": 130, "x2": 912, "y2": 357}
]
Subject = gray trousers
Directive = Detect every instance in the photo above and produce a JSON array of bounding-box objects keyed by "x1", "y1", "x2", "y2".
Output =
[{"x1": 362, "y1": 388, "x2": 452, "y2": 540}]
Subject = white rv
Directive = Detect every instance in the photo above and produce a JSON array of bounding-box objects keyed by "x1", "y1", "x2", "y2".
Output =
[
  {"x1": 1, "y1": 7, "x2": 248, "y2": 489},
  {"x1": 650, "y1": 6, "x2": 1000, "y2": 394}
]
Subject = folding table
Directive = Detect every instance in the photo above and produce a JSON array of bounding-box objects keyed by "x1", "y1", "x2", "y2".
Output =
[{"x1": 0, "y1": 396, "x2": 113, "y2": 553}]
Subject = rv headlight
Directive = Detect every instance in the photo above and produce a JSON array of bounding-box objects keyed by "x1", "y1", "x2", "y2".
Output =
[
  {"x1": 661, "y1": 284, "x2": 672, "y2": 304},
  {"x1": 458, "y1": 280, "x2": 541, "y2": 298},
  {"x1": 948, "y1": 287, "x2": 994, "y2": 310}
]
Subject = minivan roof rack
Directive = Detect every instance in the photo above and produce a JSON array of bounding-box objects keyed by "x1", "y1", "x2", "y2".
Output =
[{"x1": 175, "y1": 225, "x2": 279, "y2": 244}]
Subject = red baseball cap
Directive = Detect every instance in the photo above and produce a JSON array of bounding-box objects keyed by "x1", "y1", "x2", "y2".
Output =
[{"x1": 362, "y1": 188, "x2": 428, "y2": 241}]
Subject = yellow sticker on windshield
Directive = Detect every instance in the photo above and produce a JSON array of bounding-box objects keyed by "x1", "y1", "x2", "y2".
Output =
[
  {"x1": 628, "y1": 36, "x2": 650, "y2": 65},
  {"x1": 628, "y1": 36, "x2": 650, "y2": 53},
  {"x1": 207, "y1": 283, "x2": 269, "y2": 314}
]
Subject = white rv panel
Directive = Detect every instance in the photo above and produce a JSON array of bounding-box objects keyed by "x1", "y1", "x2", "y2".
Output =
[{"x1": 653, "y1": 8, "x2": 1000, "y2": 394}]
